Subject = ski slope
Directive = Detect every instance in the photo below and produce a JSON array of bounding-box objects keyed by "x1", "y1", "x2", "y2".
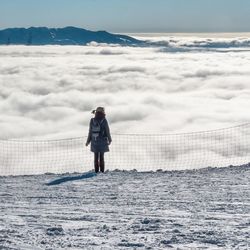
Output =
[{"x1": 0, "y1": 165, "x2": 249, "y2": 249}]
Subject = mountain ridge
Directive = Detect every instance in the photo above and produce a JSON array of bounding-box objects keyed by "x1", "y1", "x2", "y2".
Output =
[{"x1": 0, "y1": 26, "x2": 143, "y2": 46}]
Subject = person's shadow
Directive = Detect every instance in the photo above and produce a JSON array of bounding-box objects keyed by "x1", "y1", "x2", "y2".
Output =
[{"x1": 46, "y1": 172, "x2": 97, "y2": 186}]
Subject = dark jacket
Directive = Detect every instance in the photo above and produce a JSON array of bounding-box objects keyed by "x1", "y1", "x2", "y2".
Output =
[{"x1": 86, "y1": 117, "x2": 112, "y2": 153}]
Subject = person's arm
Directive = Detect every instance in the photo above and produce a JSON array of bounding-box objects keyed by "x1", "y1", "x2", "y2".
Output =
[
  {"x1": 105, "y1": 119, "x2": 112, "y2": 144},
  {"x1": 86, "y1": 119, "x2": 92, "y2": 146}
]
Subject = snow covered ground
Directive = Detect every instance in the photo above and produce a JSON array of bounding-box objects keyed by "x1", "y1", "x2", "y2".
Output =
[{"x1": 0, "y1": 165, "x2": 249, "y2": 249}]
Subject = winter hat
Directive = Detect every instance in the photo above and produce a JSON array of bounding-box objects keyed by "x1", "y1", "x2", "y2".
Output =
[{"x1": 92, "y1": 107, "x2": 105, "y2": 114}]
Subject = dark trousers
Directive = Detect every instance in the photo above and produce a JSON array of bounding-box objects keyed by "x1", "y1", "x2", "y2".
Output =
[{"x1": 94, "y1": 152, "x2": 105, "y2": 173}]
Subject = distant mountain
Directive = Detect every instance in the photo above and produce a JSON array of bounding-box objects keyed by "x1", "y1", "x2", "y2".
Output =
[{"x1": 0, "y1": 26, "x2": 143, "y2": 46}]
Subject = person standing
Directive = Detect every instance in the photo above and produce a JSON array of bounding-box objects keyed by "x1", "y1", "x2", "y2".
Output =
[{"x1": 85, "y1": 107, "x2": 112, "y2": 173}]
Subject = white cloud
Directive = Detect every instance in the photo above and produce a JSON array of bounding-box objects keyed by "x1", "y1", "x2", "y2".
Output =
[
  {"x1": 140, "y1": 35, "x2": 250, "y2": 51},
  {"x1": 1, "y1": 38, "x2": 250, "y2": 173},
  {"x1": 0, "y1": 41, "x2": 250, "y2": 139}
]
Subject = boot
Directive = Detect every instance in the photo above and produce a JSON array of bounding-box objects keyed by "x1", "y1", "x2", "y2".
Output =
[
  {"x1": 100, "y1": 160, "x2": 105, "y2": 173},
  {"x1": 94, "y1": 160, "x2": 99, "y2": 173}
]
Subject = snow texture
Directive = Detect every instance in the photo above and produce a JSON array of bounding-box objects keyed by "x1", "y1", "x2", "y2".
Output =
[{"x1": 0, "y1": 165, "x2": 249, "y2": 249}]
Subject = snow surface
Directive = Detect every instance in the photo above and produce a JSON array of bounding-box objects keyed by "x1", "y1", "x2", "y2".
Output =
[{"x1": 0, "y1": 165, "x2": 249, "y2": 249}]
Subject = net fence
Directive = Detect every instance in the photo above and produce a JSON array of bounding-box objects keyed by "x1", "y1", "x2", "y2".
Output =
[{"x1": 1, "y1": 123, "x2": 250, "y2": 176}]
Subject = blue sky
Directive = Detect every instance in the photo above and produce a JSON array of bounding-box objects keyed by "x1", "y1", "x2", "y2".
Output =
[{"x1": 0, "y1": 0, "x2": 250, "y2": 32}]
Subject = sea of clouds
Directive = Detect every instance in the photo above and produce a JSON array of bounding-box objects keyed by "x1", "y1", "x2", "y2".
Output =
[{"x1": 1, "y1": 35, "x2": 250, "y2": 140}]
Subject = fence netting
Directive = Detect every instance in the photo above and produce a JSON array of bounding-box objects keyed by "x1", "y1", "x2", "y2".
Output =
[{"x1": 1, "y1": 123, "x2": 250, "y2": 176}]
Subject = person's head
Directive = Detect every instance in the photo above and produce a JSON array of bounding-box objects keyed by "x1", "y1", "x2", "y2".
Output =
[{"x1": 92, "y1": 107, "x2": 106, "y2": 119}]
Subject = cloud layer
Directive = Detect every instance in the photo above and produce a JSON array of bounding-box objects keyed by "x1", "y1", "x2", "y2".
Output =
[
  {"x1": 0, "y1": 37, "x2": 250, "y2": 141},
  {"x1": 1, "y1": 36, "x2": 250, "y2": 173}
]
